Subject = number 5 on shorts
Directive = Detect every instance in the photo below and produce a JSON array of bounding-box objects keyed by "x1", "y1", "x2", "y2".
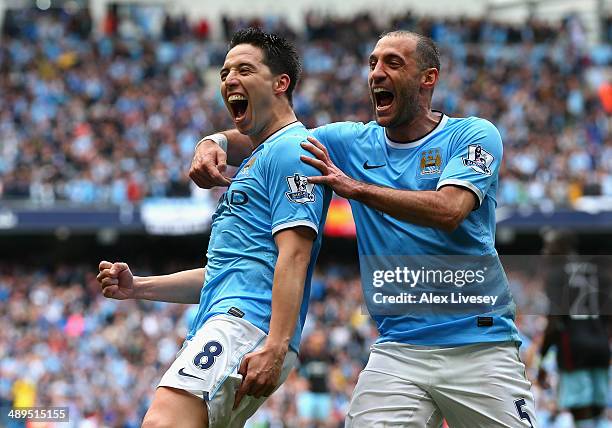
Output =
[
  {"x1": 514, "y1": 398, "x2": 533, "y2": 428},
  {"x1": 194, "y1": 340, "x2": 223, "y2": 370}
]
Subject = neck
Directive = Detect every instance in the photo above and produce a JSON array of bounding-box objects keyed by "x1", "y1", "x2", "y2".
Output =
[
  {"x1": 250, "y1": 105, "x2": 298, "y2": 147},
  {"x1": 385, "y1": 105, "x2": 442, "y2": 142}
]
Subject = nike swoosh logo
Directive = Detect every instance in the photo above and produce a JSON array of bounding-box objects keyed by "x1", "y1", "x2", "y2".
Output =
[
  {"x1": 178, "y1": 368, "x2": 205, "y2": 381},
  {"x1": 363, "y1": 161, "x2": 386, "y2": 170}
]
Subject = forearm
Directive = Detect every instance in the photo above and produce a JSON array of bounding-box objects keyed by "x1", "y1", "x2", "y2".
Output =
[
  {"x1": 352, "y1": 181, "x2": 468, "y2": 232},
  {"x1": 265, "y1": 250, "x2": 310, "y2": 352},
  {"x1": 219, "y1": 129, "x2": 253, "y2": 166},
  {"x1": 133, "y1": 268, "x2": 204, "y2": 304},
  {"x1": 301, "y1": 138, "x2": 472, "y2": 231}
]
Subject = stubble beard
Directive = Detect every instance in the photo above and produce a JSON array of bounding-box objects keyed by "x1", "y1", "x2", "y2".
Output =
[{"x1": 387, "y1": 83, "x2": 421, "y2": 130}]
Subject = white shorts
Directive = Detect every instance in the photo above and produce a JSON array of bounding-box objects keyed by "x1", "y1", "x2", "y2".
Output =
[
  {"x1": 346, "y1": 341, "x2": 537, "y2": 428},
  {"x1": 158, "y1": 314, "x2": 297, "y2": 428}
]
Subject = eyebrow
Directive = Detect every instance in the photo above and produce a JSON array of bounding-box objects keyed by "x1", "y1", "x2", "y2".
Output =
[
  {"x1": 384, "y1": 53, "x2": 404, "y2": 62},
  {"x1": 220, "y1": 61, "x2": 256, "y2": 76},
  {"x1": 369, "y1": 53, "x2": 404, "y2": 63}
]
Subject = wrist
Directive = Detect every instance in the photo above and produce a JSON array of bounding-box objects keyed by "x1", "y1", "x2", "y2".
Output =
[
  {"x1": 195, "y1": 133, "x2": 228, "y2": 153},
  {"x1": 263, "y1": 338, "x2": 289, "y2": 355},
  {"x1": 132, "y1": 276, "x2": 146, "y2": 299},
  {"x1": 349, "y1": 178, "x2": 367, "y2": 200}
]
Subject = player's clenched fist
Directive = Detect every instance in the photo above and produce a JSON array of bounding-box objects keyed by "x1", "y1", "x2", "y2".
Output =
[{"x1": 97, "y1": 261, "x2": 134, "y2": 300}]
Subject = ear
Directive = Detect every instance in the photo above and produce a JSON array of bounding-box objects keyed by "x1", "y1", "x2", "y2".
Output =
[
  {"x1": 421, "y1": 68, "x2": 438, "y2": 90},
  {"x1": 274, "y1": 74, "x2": 291, "y2": 97}
]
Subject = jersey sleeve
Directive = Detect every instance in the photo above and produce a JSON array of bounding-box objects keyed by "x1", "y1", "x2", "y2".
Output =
[
  {"x1": 436, "y1": 119, "x2": 503, "y2": 208},
  {"x1": 310, "y1": 121, "x2": 364, "y2": 168},
  {"x1": 264, "y1": 140, "x2": 328, "y2": 236}
]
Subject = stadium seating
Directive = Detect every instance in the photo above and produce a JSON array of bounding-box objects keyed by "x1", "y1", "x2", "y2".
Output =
[{"x1": 1, "y1": 9, "x2": 611, "y2": 210}]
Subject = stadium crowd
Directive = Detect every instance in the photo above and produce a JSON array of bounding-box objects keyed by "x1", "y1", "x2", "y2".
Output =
[
  {"x1": 0, "y1": 261, "x2": 599, "y2": 428},
  {"x1": 0, "y1": 9, "x2": 611, "y2": 209}
]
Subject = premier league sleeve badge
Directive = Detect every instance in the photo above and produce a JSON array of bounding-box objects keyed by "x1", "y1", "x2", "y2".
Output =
[{"x1": 285, "y1": 173, "x2": 316, "y2": 204}]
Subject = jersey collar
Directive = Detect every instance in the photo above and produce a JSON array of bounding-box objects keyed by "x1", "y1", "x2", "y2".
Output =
[
  {"x1": 261, "y1": 121, "x2": 303, "y2": 145},
  {"x1": 384, "y1": 113, "x2": 448, "y2": 149}
]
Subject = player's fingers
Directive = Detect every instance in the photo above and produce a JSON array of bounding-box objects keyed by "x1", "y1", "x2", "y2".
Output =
[
  {"x1": 97, "y1": 268, "x2": 114, "y2": 281},
  {"x1": 234, "y1": 355, "x2": 253, "y2": 409},
  {"x1": 101, "y1": 277, "x2": 119, "y2": 287},
  {"x1": 189, "y1": 161, "x2": 209, "y2": 187},
  {"x1": 306, "y1": 176, "x2": 327, "y2": 185},
  {"x1": 262, "y1": 383, "x2": 276, "y2": 397},
  {"x1": 99, "y1": 260, "x2": 112, "y2": 271},
  {"x1": 247, "y1": 374, "x2": 266, "y2": 395},
  {"x1": 190, "y1": 172, "x2": 213, "y2": 189},
  {"x1": 250, "y1": 386, "x2": 266, "y2": 399},
  {"x1": 96, "y1": 270, "x2": 109, "y2": 282},
  {"x1": 102, "y1": 285, "x2": 117, "y2": 298},
  {"x1": 204, "y1": 156, "x2": 228, "y2": 181},
  {"x1": 190, "y1": 158, "x2": 223, "y2": 188},
  {"x1": 238, "y1": 355, "x2": 249, "y2": 377},
  {"x1": 306, "y1": 136, "x2": 330, "y2": 158},
  {"x1": 300, "y1": 156, "x2": 328, "y2": 175},
  {"x1": 233, "y1": 378, "x2": 251, "y2": 410},
  {"x1": 110, "y1": 262, "x2": 128, "y2": 276},
  {"x1": 306, "y1": 136, "x2": 322, "y2": 147},
  {"x1": 204, "y1": 162, "x2": 231, "y2": 187},
  {"x1": 233, "y1": 390, "x2": 245, "y2": 410},
  {"x1": 300, "y1": 142, "x2": 327, "y2": 161},
  {"x1": 250, "y1": 380, "x2": 273, "y2": 399},
  {"x1": 217, "y1": 150, "x2": 227, "y2": 173}
]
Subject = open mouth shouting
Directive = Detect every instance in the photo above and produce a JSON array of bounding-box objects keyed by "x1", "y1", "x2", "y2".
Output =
[
  {"x1": 227, "y1": 94, "x2": 249, "y2": 123},
  {"x1": 373, "y1": 87, "x2": 395, "y2": 113}
]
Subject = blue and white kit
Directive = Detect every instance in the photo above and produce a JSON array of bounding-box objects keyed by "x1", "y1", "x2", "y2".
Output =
[{"x1": 159, "y1": 122, "x2": 331, "y2": 428}]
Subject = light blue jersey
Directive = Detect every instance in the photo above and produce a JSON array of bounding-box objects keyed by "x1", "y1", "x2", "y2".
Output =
[
  {"x1": 189, "y1": 122, "x2": 332, "y2": 352},
  {"x1": 312, "y1": 114, "x2": 520, "y2": 346}
]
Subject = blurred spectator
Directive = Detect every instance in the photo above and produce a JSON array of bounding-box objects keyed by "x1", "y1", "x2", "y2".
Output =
[
  {"x1": 536, "y1": 230, "x2": 611, "y2": 428},
  {"x1": 297, "y1": 331, "x2": 334, "y2": 427}
]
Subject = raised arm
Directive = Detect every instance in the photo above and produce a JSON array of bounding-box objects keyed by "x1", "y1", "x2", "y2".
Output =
[
  {"x1": 97, "y1": 261, "x2": 204, "y2": 304},
  {"x1": 189, "y1": 129, "x2": 253, "y2": 188},
  {"x1": 233, "y1": 226, "x2": 315, "y2": 408}
]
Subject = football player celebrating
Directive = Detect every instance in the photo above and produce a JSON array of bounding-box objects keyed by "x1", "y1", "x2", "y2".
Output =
[{"x1": 98, "y1": 28, "x2": 330, "y2": 428}]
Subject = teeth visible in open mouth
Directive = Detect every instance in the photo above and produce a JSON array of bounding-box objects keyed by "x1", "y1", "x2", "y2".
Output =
[
  {"x1": 228, "y1": 95, "x2": 247, "y2": 102},
  {"x1": 228, "y1": 94, "x2": 248, "y2": 119},
  {"x1": 373, "y1": 87, "x2": 394, "y2": 108}
]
